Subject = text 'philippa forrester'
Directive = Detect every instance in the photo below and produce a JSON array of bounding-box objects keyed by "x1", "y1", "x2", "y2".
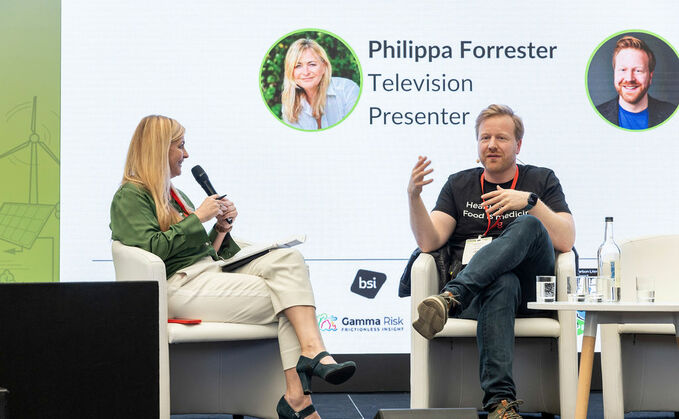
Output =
[{"x1": 366, "y1": 39, "x2": 558, "y2": 127}]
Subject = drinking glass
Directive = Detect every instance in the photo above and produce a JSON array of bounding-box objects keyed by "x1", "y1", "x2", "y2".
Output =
[
  {"x1": 536, "y1": 275, "x2": 556, "y2": 303},
  {"x1": 567, "y1": 275, "x2": 587, "y2": 303},
  {"x1": 586, "y1": 276, "x2": 604, "y2": 303},
  {"x1": 636, "y1": 276, "x2": 656, "y2": 303}
]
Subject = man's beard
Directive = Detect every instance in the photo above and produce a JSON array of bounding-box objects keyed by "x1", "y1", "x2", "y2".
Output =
[{"x1": 616, "y1": 82, "x2": 649, "y2": 105}]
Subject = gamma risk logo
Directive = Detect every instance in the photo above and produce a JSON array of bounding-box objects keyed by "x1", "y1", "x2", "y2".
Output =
[
  {"x1": 350, "y1": 269, "x2": 386, "y2": 299},
  {"x1": 317, "y1": 313, "x2": 338, "y2": 332}
]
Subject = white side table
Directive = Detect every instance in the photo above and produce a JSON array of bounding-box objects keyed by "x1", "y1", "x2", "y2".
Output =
[{"x1": 528, "y1": 302, "x2": 679, "y2": 419}]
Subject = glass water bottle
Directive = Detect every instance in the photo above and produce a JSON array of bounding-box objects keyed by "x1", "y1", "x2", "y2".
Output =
[{"x1": 597, "y1": 216, "x2": 621, "y2": 302}]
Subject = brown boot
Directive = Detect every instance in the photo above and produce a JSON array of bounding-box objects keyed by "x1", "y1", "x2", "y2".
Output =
[
  {"x1": 487, "y1": 399, "x2": 523, "y2": 419},
  {"x1": 412, "y1": 291, "x2": 459, "y2": 340}
]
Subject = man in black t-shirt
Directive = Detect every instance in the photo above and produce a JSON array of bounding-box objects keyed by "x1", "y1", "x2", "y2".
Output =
[{"x1": 408, "y1": 104, "x2": 575, "y2": 417}]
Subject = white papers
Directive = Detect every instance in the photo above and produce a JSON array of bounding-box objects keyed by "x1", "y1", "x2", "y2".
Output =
[{"x1": 222, "y1": 234, "x2": 306, "y2": 268}]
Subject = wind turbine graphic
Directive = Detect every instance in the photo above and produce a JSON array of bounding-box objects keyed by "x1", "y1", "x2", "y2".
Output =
[{"x1": 0, "y1": 96, "x2": 60, "y2": 204}]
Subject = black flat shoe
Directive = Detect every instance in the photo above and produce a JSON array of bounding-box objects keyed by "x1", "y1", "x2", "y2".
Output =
[
  {"x1": 276, "y1": 395, "x2": 316, "y2": 419},
  {"x1": 296, "y1": 351, "x2": 356, "y2": 394}
]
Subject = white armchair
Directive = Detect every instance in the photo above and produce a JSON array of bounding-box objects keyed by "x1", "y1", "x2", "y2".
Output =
[
  {"x1": 600, "y1": 235, "x2": 679, "y2": 417},
  {"x1": 410, "y1": 251, "x2": 578, "y2": 418},
  {"x1": 111, "y1": 240, "x2": 285, "y2": 419}
]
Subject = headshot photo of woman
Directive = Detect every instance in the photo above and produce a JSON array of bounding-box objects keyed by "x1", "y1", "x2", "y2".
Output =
[
  {"x1": 261, "y1": 30, "x2": 361, "y2": 131},
  {"x1": 282, "y1": 39, "x2": 359, "y2": 130}
]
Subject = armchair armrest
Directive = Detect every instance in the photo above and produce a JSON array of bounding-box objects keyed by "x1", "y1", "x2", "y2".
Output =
[
  {"x1": 111, "y1": 240, "x2": 171, "y2": 418},
  {"x1": 111, "y1": 240, "x2": 168, "y2": 321},
  {"x1": 111, "y1": 240, "x2": 167, "y2": 284},
  {"x1": 410, "y1": 253, "x2": 439, "y2": 321},
  {"x1": 554, "y1": 250, "x2": 578, "y2": 418},
  {"x1": 555, "y1": 251, "x2": 576, "y2": 302}
]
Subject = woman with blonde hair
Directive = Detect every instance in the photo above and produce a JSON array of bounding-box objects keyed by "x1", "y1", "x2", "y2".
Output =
[
  {"x1": 282, "y1": 38, "x2": 359, "y2": 130},
  {"x1": 110, "y1": 115, "x2": 356, "y2": 419}
]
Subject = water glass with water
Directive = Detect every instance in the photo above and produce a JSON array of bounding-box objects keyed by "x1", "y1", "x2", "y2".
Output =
[
  {"x1": 567, "y1": 275, "x2": 587, "y2": 303},
  {"x1": 586, "y1": 276, "x2": 604, "y2": 303},
  {"x1": 536, "y1": 275, "x2": 556, "y2": 303},
  {"x1": 636, "y1": 276, "x2": 656, "y2": 303}
]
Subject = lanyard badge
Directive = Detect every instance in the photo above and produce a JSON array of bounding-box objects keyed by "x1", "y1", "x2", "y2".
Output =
[{"x1": 479, "y1": 166, "x2": 519, "y2": 236}]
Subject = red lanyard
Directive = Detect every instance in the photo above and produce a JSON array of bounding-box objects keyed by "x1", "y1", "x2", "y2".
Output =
[
  {"x1": 169, "y1": 187, "x2": 191, "y2": 217},
  {"x1": 480, "y1": 166, "x2": 519, "y2": 236}
]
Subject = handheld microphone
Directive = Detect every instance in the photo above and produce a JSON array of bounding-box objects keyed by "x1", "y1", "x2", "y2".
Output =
[
  {"x1": 191, "y1": 165, "x2": 232, "y2": 224},
  {"x1": 191, "y1": 165, "x2": 217, "y2": 195}
]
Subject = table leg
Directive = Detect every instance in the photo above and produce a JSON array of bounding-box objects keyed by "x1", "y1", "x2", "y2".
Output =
[
  {"x1": 576, "y1": 312, "x2": 598, "y2": 419},
  {"x1": 576, "y1": 335, "x2": 596, "y2": 419},
  {"x1": 674, "y1": 314, "x2": 679, "y2": 347}
]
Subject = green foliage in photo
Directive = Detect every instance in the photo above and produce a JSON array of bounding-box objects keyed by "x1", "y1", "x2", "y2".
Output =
[{"x1": 260, "y1": 31, "x2": 361, "y2": 119}]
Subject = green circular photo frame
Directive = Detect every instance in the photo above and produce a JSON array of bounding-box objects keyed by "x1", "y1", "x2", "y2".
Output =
[
  {"x1": 585, "y1": 29, "x2": 679, "y2": 132},
  {"x1": 259, "y1": 28, "x2": 363, "y2": 132}
]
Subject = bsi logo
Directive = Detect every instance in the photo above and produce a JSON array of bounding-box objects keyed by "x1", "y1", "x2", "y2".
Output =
[{"x1": 350, "y1": 269, "x2": 386, "y2": 299}]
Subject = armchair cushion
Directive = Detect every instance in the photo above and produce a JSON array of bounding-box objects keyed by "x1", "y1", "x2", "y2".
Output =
[
  {"x1": 439, "y1": 317, "x2": 561, "y2": 338},
  {"x1": 169, "y1": 322, "x2": 277, "y2": 343}
]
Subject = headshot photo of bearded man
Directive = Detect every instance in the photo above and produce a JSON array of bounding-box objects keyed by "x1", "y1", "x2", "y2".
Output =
[{"x1": 588, "y1": 32, "x2": 679, "y2": 130}]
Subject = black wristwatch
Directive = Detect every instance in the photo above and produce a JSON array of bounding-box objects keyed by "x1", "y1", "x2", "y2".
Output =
[{"x1": 524, "y1": 192, "x2": 538, "y2": 211}]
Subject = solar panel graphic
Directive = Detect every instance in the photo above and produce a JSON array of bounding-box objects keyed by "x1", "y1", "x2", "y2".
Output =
[{"x1": 0, "y1": 203, "x2": 54, "y2": 249}]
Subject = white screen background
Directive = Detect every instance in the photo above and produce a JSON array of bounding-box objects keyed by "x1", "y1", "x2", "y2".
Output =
[{"x1": 61, "y1": 0, "x2": 679, "y2": 353}]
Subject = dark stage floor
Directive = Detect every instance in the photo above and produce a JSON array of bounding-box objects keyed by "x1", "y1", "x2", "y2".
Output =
[{"x1": 173, "y1": 391, "x2": 677, "y2": 419}]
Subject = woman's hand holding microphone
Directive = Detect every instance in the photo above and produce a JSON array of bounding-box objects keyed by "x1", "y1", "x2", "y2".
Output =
[
  {"x1": 194, "y1": 194, "x2": 225, "y2": 222},
  {"x1": 194, "y1": 195, "x2": 238, "y2": 233},
  {"x1": 215, "y1": 196, "x2": 237, "y2": 233}
]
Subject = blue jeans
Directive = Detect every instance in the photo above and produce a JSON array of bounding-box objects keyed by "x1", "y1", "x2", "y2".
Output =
[{"x1": 442, "y1": 215, "x2": 555, "y2": 410}]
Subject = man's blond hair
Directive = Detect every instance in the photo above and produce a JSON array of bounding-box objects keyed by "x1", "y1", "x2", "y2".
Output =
[{"x1": 475, "y1": 104, "x2": 524, "y2": 141}]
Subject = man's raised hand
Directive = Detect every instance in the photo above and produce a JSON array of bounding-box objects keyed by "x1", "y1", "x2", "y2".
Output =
[{"x1": 408, "y1": 156, "x2": 435, "y2": 199}]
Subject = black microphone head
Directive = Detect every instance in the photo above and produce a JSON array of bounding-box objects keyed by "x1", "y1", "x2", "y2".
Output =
[
  {"x1": 191, "y1": 165, "x2": 206, "y2": 181},
  {"x1": 191, "y1": 165, "x2": 217, "y2": 196}
]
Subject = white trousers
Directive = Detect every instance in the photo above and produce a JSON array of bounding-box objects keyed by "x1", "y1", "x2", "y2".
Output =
[{"x1": 167, "y1": 248, "x2": 316, "y2": 369}]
